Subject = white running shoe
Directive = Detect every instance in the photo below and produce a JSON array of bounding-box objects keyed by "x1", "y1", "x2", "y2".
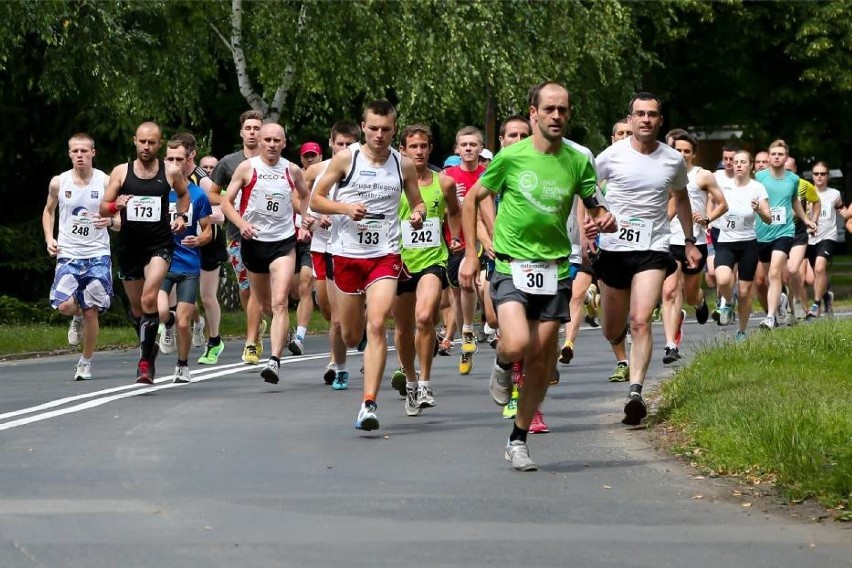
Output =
[
  {"x1": 67, "y1": 316, "x2": 84, "y2": 346},
  {"x1": 74, "y1": 360, "x2": 92, "y2": 381},
  {"x1": 776, "y1": 293, "x2": 790, "y2": 326},
  {"x1": 173, "y1": 365, "x2": 191, "y2": 384},
  {"x1": 191, "y1": 316, "x2": 206, "y2": 348},
  {"x1": 759, "y1": 316, "x2": 776, "y2": 330},
  {"x1": 158, "y1": 323, "x2": 176, "y2": 355},
  {"x1": 505, "y1": 440, "x2": 538, "y2": 472}
]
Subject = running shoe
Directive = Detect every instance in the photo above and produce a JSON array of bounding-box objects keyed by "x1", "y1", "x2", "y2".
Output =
[
  {"x1": 357, "y1": 328, "x2": 368, "y2": 352},
  {"x1": 74, "y1": 360, "x2": 92, "y2": 381},
  {"x1": 437, "y1": 338, "x2": 452, "y2": 356},
  {"x1": 459, "y1": 351, "x2": 473, "y2": 375},
  {"x1": 489, "y1": 360, "x2": 513, "y2": 406},
  {"x1": 651, "y1": 306, "x2": 662, "y2": 322},
  {"x1": 191, "y1": 316, "x2": 206, "y2": 348},
  {"x1": 529, "y1": 410, "x2": 550, "y2": 434},
  {"x1": 559, "y1": 338, "x2": 574, "y2": 364},
  {"x1": 608, "y1": 362, "x2": 629, "y2": 383},
  {"x1": 550, "y1": 368, "x2": 560, "y2": 386},
  {"x1": 503, "y1": 386, "x2": 519, "y2": 419},
  {"x1": 695, "y1": 298, "x2": 709, "y2": 325},
  {"x1": 158, "y1": 320, "x2": 176, "y2": 355},
  {"x1": 711, "y1": 308, "x2": 720, "y2": 324},
  {"x1": 261, "y1": 358, "x2": 280, "y2": 384},
  {"x1": 776, "y1": 293, "x2": 790, "y2": 326},
  {"x1": 416, "y1": 383, "x2": 436, "y2": 409},
  {"x1": 489, "y1": 332, "x2": 499, "y2": 349},
  {"x1": 735, "y1": 330, "x2": 748, "y2": 342},
  {"x1": 476, "y1": 329, "x2": 488, "y2": 343},
  {"x1": 718, "y1": 305, "x2": 734, "y2": 326},
  {"x1": 759, "y1": 316, "x2": 776, "y2": 330},
  {"x1": 136, "y1": 359, "x2": 153, "y2": 385},
  {"x1": 256, "y1": 318, "x2": 268, "y2": 358},
  {"x1": 67, "y1": 315, "x2": 84, "y2": 346},
  {"x1": 622, "y1": 392, "x2": 647, "y2": 426},
  {"x1": 584, "y1": 314, "x2": 600, "y2": 328},
  {"x1": 332, "y1": 371, "x2": 350, "y2": 390},
  {"x1": 323, "y1": 362, "x2": 336, "y2": 385},
  {"x1": 355, "y1": 401, "x2": 379, "y2": 431},
  {"x1": 390, "y1": 368, "x2": 407, "y2": 396},
  {"x1": 404, "y1": 386, "x2": 421, "y2": 416},
  {"x1": 825, "y1": 291, "x2": 834, "y2": 317},
  {"x1": 505, "y1": 440, "x2": 537, "y2": 472},
  {"x1": 242, "y1": 344, "x2": 260, "y2": 365},
  {"x1": 288, "y1": 336, "x2": 304, "y2": 356},
  {"x1": 805, "y1": 303, "x2": 820, "y2": 320},
  {"x1": 198, "y1": 341, "x2": 224, "y2": 365},
  {"x1": 173, "y1": 364, "x2": 191, "y2": 384},
  {"x1": 461, "y1": 331, "x2": 477, "y2": 354},
  {"x1": 663, "y1": 346, "x2": 681, "y2": 364},
  {"x1": 674, "y1": 309, "x2": 686, "y2": 347}
]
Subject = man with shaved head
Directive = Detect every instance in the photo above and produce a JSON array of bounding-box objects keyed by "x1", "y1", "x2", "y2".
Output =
[
  {"x1": 101, "y1": 121, "x2": 190, "y2": 384},
  {"x1": 220, "y1": 122, "x2": 313, "y2": 385}
]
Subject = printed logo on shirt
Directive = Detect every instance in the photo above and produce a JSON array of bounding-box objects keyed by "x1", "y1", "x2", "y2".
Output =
[
  {"x1": 65, "y1": 191, "x2": 72, "y2": 198},
  {"x1": 359, "y1": 170, "x2": 377, "y2": 177}
]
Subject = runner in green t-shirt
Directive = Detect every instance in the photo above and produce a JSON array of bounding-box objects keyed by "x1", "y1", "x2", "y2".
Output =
[
  {"x1": 391, "y1": 125, "x2": 462, "y2": 417},
  {"x1": 459, "y1": 81, "x2": 615, "y2": 472}
]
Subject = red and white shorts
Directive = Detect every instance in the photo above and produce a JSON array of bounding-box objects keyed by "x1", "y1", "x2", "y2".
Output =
[{"x1": 332, "y1": 254, "x2": 404, "y2": 294}]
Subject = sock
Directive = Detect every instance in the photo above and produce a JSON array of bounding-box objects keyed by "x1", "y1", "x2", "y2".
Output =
[
  {"x1": 165, "y1": 311, "x2": 176, "y2": 328},
  {"x1": 363, "y1": 397, "x2": 376, "y2": 408},
  {"x1": 177, "y1": 359, "x2": 188, "y2": 367},
  {"x1": 629, "y1": 383, "x2": 643, "y2": 395},
  {"x1": 407, "y1": 381, "x2": 416, "y2": 391},
  {"x1": 462, "y1": 323, "x2": 474, "y2": 334},
  {"x1": 78, "y1": 356, "x2": 91, "y2": 365},
  {"x1": 483, "y1": 322, "x2": 494, "y2": 334},
  {"x1": 509, "y1": 422, "x2": 528, "y2": 443},
  {"x1": 665, "y1": 342, "x2": 676, "y2": 350},
  {"x1": 335, "y1": 363, "x2": 348, "y2": 373},
  {"x1": 208, "y1": 335, "x2": 221, "y2": 346},
  {"x1": 618, "y1": 359, "x2": 628, "y2": 366},
  {"x1": 295, "y1": 326, "x2": 307, "y2": 341},
  {"x1": 270, "y1": 356, "x2": 280, "y2": 364},
  {"x1": 417, "y1": 380, "x2": 430, "y2": 388},
  {"x1": 496, "y1": 358, "x2": 512, "y2": 370},
  {"x1": 139, "y1": 313, "x2": 159, "y2": 360}
]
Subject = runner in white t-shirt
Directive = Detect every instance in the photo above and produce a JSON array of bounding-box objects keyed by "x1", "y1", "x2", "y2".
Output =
[
  {"x1": 712, "y1": 151, "x2": 771, "y2": 338},
  {"x1": 311, "y1": 99, "x2": 426, "y2": 432},
  {"x1": 589, "y1": 92, "x2": 699, "y2": 427},
  {"x1": 805, "y1": 161, "x2": 844, "y2": 318}
]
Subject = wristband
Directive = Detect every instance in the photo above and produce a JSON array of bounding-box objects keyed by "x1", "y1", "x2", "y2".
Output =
[
  {"x1": 684, "y1": 236, "x2": 697, "y2": 245},
  {"x1": 108, "y1": 201, "x2": 118, "y2": 214}
]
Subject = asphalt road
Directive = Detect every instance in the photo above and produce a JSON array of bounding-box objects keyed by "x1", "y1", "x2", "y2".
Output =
[{"x1": 0, "y1": 318, "x2": 849, "y2": 567}]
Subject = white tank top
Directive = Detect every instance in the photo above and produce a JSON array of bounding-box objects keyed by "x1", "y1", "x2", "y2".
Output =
[
  {"x1": 309, "y1": 161, "x2": 334, "y2": 254},
  {"x1": 670, "y1": 166, "x2": 708, "y2": 246},
  {"x1": 239, "y1": 156, "x2": 296, "y2": 243},
  {"x1": 57, "y1": 169, "x2": 111, "y2": 259},
  {"x1": 328, "y1": 143, "x2": 404, "y2": 258}
]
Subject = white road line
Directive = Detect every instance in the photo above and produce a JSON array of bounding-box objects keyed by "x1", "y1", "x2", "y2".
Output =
[{"x1": 0, "y1": 352, "x2": 341, "y2": 431}]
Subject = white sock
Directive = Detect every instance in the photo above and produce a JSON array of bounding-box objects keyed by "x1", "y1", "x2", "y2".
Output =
[
  {"x1": 334, "y1": 363, "x2": 348, "y2": 373},
  {"x1": 418, "y1": 380, "x2": 430, "y2": 388},
  {"x1": 483, "y1": 323, "x2": 494, "y2": 334},
  {"x1": 295, "y1": 326, "x2": 307, "y2": 340},
  {"x1": 462, "y1": 323, "x2": 474, "y2": 334}
]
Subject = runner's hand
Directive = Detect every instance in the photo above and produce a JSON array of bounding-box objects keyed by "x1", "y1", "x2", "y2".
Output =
[
  {"x1": 115, "y1": 195, "x2": 130, "y2": 211},
  {"x1": 297, "y1": 228, "x2": 312, "y2": 243},
  {"x1": 685, "y1": 242, "x2": 701, "y2": 269},
  {"x1": 319, "y1": 215, "x2": 332, "y2": 229},
  {"x1": 181, "y1": 235, "x2": 201, "y2": 248},
  {"x1": 170, "y1": 217, "x2": 186, "y2": 234},
  {"x1": 583, "y1": 216, "x2": 601, "y2": 239},
  {"x1": 458, "y1": 253, "x2": 478, "y2": 292},
  {"x1": 46, "y1": 238, "x2": 59, "y2": 257},
  {"x1": 348, "y1": 203, "x2": 366, "y2": 221},
  {"x1": 595, "y1": 211, "x2": 617, "y2": 233},
  {"x1": 240, "y1": 222, "x2": 257, "y2": 240}
]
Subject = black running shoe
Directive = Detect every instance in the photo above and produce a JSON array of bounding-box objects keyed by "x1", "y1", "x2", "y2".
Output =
[
  {"x1": 663, "y1": 346, "x2": 681, "y2": 364},
  {"x1": 622, "y1": 393, "x2": 647, "y2": 425},
  {"x1": 695, "y1": 299, "x2": 709, "y2": 325}
]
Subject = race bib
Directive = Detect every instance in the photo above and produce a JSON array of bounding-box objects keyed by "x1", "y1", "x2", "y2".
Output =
[
  {"x1": 723, "y1": 214, "x2": 744, "y2": 231},
  {"x1": 68, "y1": 213, "x2": 95, "y2": 239},
  {"x1": 345, "y1": 218, "x2": 389, "y2": 250},
  {"x1": 820, "y1": 205, "x2": 831, "y2": 220},
  {"x1": 510, "y1": 260, "x2": 558, "y2": 295},
  {"x1": 168, "y1": 202, "x2": 194, "y2": 226},
  {"x1": 770, "y1": 207, "x2": 786, "y2": 225},
  {"x1": 611, "y1": 217, "x2": 652, "y2": 250},
  {"x1": 260, "y1": 190, "x2": 287, "y2": 217},
  {"x1": 402, "y1": 217, "x2": 440, "y2": 249},
  {"x1": 126, "y1": 196, "x2": 161, "y2": 222}
]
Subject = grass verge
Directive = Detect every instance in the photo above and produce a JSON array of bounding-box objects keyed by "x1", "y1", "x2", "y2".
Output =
[
  {"x1": 0, "y1": 310, "x2": 330, "y2": 358},
  {"x1": 653, "y1": 318, "x2": 851, "y2": 517}
]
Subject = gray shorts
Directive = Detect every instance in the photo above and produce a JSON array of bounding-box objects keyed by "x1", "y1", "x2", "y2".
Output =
[
  {"x1": 161, "y1": 272, "x2": 200, "y2": 305},
  {"x1": 490, "y1": 271, "x2": 571, "y2": 323}
]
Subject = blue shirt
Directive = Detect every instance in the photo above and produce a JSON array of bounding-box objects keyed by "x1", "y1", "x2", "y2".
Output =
[
  {"x1": 168, "y1": 182, "x2": 212, "y2": 274},
  {"x1": 755, "y1": 170, "x2": 799, "y2": 242}
]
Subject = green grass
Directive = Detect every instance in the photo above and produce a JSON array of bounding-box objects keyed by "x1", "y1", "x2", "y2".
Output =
[
  {"x1": 654, "y1": 318, "x2": 852, "y2": 511},
  {"x1": 0, "y1": 310, "x2": 330, "y2": 358}
]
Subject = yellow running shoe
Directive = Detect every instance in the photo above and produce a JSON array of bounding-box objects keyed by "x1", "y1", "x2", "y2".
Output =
[
  {"x1": 502, "y1": 386, "x2": 519, "y2": 419},
  {"x1": 461, "y1": 331, "x2": 477, "y2": 354},
  {"x1": 242, "y1": 344, "x2": 260, "y2": 365},
  {"x1": 255, "y1": 318, "x2": 268, "y2": 358},
  {"x1": 459, "y1": 351, "x2": 473, "y2": 375}
]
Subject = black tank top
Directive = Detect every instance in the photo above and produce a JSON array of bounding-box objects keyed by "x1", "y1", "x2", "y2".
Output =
[{"x1": 118, "y1": 159, "x2": 173, "y2": 251}]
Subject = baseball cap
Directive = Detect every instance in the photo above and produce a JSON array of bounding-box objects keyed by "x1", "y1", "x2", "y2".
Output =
[
  {"x1": 443, "y1": 155, "x2": 462, "y2": 168},
  {"x1": 300, "y1": 142, "x2": 321, "y2": 156},
  {"x1": 480, "y1": 149, "x2": 493, "y2": 161}
]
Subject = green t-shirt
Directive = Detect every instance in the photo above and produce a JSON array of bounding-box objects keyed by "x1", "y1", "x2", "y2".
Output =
[
  {"x1": 480, "y1": 137, "x2": 596, "y2": 278},
  {"x1": 399, "y1": 171, "x2": 448, "y2": 273},
  {"x1": 755, "y1": 169, "x2": 798, "y2": 242}
]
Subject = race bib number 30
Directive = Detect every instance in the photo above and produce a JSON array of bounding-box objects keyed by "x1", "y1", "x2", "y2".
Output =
[
  {"x1": 510, "y1": 260, "x2": 558, "y2": 295},
  {"x1": 770, "y1": 207, "x2": 786, "y2": 225},
  {"x1": 402, "y1": 217, "x2": 440, "y2": 249},
  {"x1": 126, "y1": 196, "x2": 161, "y2": 222}
]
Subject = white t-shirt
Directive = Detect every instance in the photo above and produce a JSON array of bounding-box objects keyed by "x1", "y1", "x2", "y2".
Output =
[
  {"x1": 562, "y1": 138, "x2": 598, "y2": 264},
  {"x1": 57, "y1": 169, "x2": 111, "y2": 259},
  {"x1": 809, "y1": 187, "x2": 842, "y2": 244},
  {"x1": 595, "y1": 137, "x2": 689, "y2": 253},
  {"x1": 328, "y1": 143, "x2": 404, "y2": 258},
  {"x1": 239, "y1": 156, "x2": 296, "y2": 243},
  {"x1": 716, "y1": 179, "x2": 769, "y2": 243},
  {"x1": 670, "y1": 166, "x2": 709, "y2": 246},
  {"x1": 710, "y1": 170, "x2": 736, "y2": 230}
]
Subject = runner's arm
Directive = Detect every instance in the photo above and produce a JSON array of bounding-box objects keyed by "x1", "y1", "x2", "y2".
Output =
[
  {"x1": 220, "y1": 160, "x2": 253, "y2": 237},
  {"x1": 42, "y1": 176, "x2": 61, "y2": 256},
  {"x1": 400, "y1": 157, "x2": 425, "y2": 229},
  {"x1": 100, "y1": 163, "x2": 128, "y2": 217},
  {"x1": 310, "y1": 149, "x2": 362, "y2": 218},
  {"x1": 700, "y1": 170, "x2": 728, "y2": 225},
  {"x1": 439, "y1": 173, "x2": 462, "y2": 249}
]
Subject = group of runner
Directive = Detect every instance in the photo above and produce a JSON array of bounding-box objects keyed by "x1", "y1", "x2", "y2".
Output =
[{"x1": 44, "y1": 82, "x2": 849, "y2": 471}]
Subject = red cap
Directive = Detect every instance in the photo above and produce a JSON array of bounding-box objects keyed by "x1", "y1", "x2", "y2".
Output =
[{"x1": 300, "y1": 142, "x2": 322, "y2": 157}]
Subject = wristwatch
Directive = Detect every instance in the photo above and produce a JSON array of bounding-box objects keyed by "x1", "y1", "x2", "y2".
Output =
[
  {"x1": 176, "y1": 213, "x2": 189, "y2": 223},
  {"x1": 684, "y1": 236, "x2": 697, "y2": 245}
]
